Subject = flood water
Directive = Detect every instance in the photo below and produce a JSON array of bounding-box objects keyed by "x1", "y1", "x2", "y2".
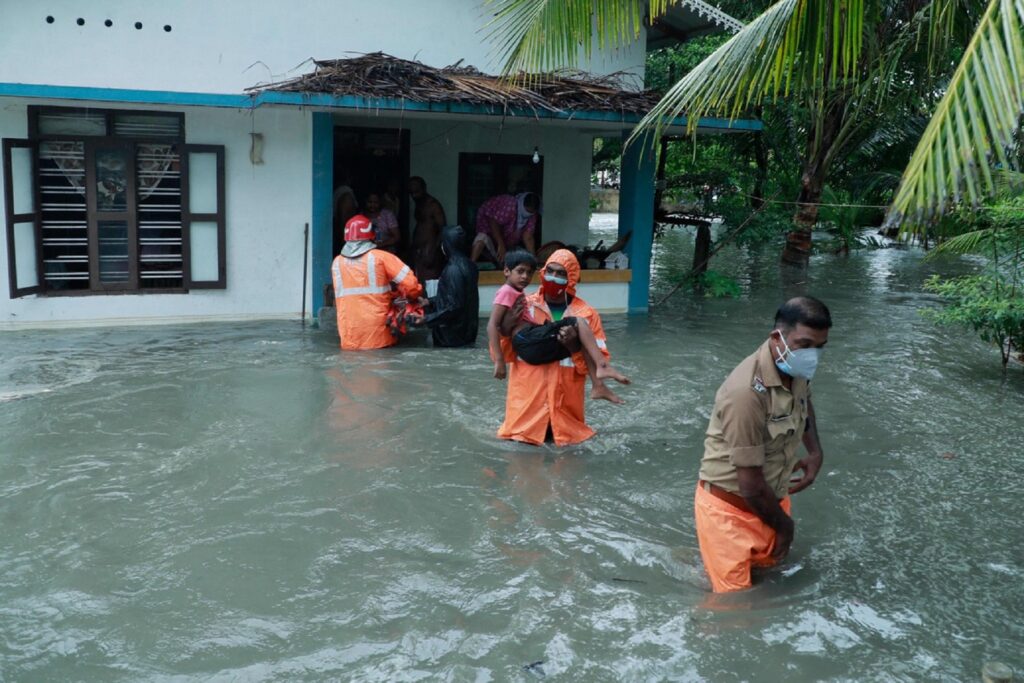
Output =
[{"x1": 1, "y1": 216, "x2": 1022, "y2": 681}]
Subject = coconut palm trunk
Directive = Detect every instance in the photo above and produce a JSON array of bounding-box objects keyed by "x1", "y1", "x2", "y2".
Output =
[{"x1": 783, "y1": 98, "x2": 846, "y2": 264}]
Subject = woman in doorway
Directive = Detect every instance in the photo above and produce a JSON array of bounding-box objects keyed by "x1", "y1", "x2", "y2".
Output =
[
  {"x1": 470, "y1": 192, "x2": 540, "y2": 265},
  {"x1": 365, "y1": 191, "x2": 400, "y2": 254}
]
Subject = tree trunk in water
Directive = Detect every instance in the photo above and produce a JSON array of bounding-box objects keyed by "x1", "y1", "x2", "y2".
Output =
[
  {"x1": 781, "y1": 171, "x2": 825, "y2": 265},
  {"x1": 692, "y1": 224, "x2": 712, "y2": 277},
  {"x1": 781, "y1": 102, "x2": 846, "y2": 266}
]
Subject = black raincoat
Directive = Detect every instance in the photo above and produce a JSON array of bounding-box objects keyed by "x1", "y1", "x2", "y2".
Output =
[{"x1": 419, "y1": 225, "x2": 479, "y2": 347}]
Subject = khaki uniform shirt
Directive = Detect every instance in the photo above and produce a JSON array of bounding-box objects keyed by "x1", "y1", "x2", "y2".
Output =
[{"x1": 699, "y1": 339, "x2": 810, "y2": 499}]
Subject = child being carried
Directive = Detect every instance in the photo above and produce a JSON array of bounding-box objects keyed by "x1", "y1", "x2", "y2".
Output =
[{"x1": 487, "y1": 249, "x2": 630, "y2": 404}]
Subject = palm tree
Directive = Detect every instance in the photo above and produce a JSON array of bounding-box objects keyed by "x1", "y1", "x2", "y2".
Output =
[{"x1": 486, "y1": 0, "x2": 1024, "y2": 264}]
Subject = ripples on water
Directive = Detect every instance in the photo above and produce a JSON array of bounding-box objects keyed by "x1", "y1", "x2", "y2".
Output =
[{"x1": 1, "y1": 221, "x2": 1022, "y2": 681}]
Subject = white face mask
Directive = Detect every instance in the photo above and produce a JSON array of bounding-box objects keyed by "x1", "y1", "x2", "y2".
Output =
[{"x1": 773, "y1": 330, "x2": 821, "y2": 380}]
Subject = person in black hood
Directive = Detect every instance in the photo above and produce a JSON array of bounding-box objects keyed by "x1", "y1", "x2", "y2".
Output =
[{"x1": 409, "y1": 224, "x2": 479, "y2": 347}]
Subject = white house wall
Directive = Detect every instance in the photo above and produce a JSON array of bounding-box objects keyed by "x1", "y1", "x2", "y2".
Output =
[
  {"x1": 0, "y1": 99, "x2": 606, "y2": 327},
  {"x1": 0, "y1": 98, "x2": 312, "y2": 327},
  {"x1": 0, "y1": 1, "x2": 646, "y2": 94}
]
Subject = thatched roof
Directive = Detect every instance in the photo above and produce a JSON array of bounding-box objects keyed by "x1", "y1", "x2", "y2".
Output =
[{"x1": 248, "y1": 53, "x2": 662, "y2": 116}]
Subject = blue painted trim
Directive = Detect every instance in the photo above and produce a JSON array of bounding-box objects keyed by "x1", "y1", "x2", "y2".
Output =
[
  {"x1": 618, "y1": 134, "x2": 657, "y2": 314},
  {"x1": 311, "y1": 112, "x2": 334, "y2": 318},
  {"x1": 0, "y1": 82, "x2": 762, "y2": 130},
  {"x1": 0, "y1": 82, "x2": 253, "y2": 108}
]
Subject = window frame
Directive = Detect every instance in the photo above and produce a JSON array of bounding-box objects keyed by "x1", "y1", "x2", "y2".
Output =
[
  {"x1": 2, "y1": 138, "x2": 44, "y2": 297},
  {"x1": 181, "y1": 144, "x2": 227, "y2": 289},
  {"x1": 8, "y1": 105, "x2": 226, "y2": 298}
]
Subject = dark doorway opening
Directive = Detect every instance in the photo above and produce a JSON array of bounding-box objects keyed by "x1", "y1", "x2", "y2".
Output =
[
  {"x1": 332, "y1": 126, "x2": 410, "y2": 256},
  {"x1": 457, "y1": 152, "x2": 543, "y2": 246}
]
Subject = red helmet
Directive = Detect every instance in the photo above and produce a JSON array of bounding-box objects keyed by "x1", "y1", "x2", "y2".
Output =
[{"x1": 344, "y1": 214, "x2": 374, "y2": 242}]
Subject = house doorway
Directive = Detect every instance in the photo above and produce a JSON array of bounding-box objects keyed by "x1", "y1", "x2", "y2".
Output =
[
  {"x1": 457, "y1": 152, "x2": 544, "y2": 247},
  {"x1": 332, "y1": 126, "x2": 410, "y2": 256}
]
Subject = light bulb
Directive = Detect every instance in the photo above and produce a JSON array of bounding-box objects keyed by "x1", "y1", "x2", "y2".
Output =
[{"x1": 532, "y1": 147, "x2": 540, "y2": 164}]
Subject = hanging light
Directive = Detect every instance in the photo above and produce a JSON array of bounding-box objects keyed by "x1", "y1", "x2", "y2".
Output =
[{"x1": 532, "y1": 146, "x2": 540, "y2": 164}]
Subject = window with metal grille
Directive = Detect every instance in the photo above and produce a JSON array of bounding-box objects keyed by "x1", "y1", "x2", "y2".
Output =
[{"x1": 3, "y1": 106, "x2": 225, "y2": 298}]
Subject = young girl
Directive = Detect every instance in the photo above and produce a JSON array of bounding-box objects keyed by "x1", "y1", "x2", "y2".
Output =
[{"x1": 487, "y1": 249, "x2": 629, "y2": 403}]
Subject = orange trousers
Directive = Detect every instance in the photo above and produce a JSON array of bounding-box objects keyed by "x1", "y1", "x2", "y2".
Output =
[{"x1": 694, "y1": 483, "x2": 792, "y2": 593}]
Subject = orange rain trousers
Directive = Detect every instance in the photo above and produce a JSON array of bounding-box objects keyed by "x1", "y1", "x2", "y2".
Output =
[
  {"x1": 693, "y1": 483, "x2": 792, "y2": 593},
  {"x1": 495, "y1": 293, "x2": 608, "y2": 447}
]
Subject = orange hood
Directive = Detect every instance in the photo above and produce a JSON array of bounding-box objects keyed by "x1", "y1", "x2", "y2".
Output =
[{"x1": 545, "y1": 249, "x2": 581, "y2": 296}]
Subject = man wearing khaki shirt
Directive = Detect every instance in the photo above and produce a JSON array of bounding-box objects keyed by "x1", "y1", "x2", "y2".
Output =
[{"x1": 695, "y1": 297, "x2": 831, "y2": 592}]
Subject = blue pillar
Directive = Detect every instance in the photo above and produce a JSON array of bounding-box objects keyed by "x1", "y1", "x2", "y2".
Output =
[
  {"x1": 617, "y1": 131, "x2": 656, "y2": 314},
  {"x1": 311, "y1": 112, "x2": 334, "y2": 318}
]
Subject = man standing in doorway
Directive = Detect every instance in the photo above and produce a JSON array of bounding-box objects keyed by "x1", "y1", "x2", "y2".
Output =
[
  {"x1": 694, "y1": 297, "x2": 831, "y2": 593},
  {"x1": 408, "y1": 176, "x2": 447, "y2": 282}
]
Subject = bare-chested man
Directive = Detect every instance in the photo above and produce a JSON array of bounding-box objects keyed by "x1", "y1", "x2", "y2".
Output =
[{"x1": 409, "y1": 176, "x2": 447, "y2": 281}]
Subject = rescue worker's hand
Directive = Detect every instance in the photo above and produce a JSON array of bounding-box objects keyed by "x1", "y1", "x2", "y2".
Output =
[
  {"x1": 771, "y1": 515, "x2": 795, "y2": 562},
  {"x1": 787, "y1": 450, "x2": 823, "y2": 494},
  {"x1": 557, "y1": 324, "x2": 579, "y2": 350},
  {"x1": 493, "y1": 360, "x2": 507, "y2": 380},
  {"x1": 407, "y1": 313, "x2": 424, "y2": 326},
  {"x1": 509, "y1": 295, "x2": 525, "y2": 321}
]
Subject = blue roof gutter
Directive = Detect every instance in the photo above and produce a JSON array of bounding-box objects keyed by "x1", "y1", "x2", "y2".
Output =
[{"x1": 0, "y1": 82, "x2": 762, "y2": 131}]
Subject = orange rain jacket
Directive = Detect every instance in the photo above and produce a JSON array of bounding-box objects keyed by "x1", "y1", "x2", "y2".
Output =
[
  {"x1": 496, "y1": 249, "x2": 610, "y2": 446},
  {"x1": 331, "y1": 249, "x2": 423, "y2": 350}
]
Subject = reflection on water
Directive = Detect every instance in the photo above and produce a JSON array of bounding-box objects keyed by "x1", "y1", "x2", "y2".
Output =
[{"x1": 1, "y1": 219, "x2": 1021, "y2": 681}]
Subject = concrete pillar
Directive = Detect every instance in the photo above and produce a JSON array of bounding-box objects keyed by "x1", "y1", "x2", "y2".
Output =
[
  {"x1": 617, "y1": 131, "x2": 656, "y2": 314},
  {"x1": 311, "y1": 112, "x2": 334, "y2": 319}
]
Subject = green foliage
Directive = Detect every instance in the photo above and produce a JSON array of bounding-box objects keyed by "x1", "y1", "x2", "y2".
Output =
[
  {"x1": 890, "y1": 0, "x2": 1024, "y2": 231},
  {"x1": 817, "y1": 186, "x2": 887, "y2": 252},
  {"x1": 933, "y1": 193, "x2": 1024, "y2": 256},
  {"x1": 923, "y1": 274, "x2": 1024, "y2": 367},
  {"x1": 592, "y1": 137, "x2": 622, "y2": 180},
  {"x1": 485, "y1": 0, "x2": 662, "y2": 81},
  {"x1": 697, "y1": 270, "x2": 742, "y2": 299},
  {"x1": 667, "y1": 267, "x2": 743, "y2": 299},
  {"x1": 489, "y1": 0, "x2": 1024, "y2": 245},
  {"x1": 923, "y1": 190, "x2": 1024, "y2": 367},
  {"x1": 646, "y1": 36, "x2": 730, "y2": 94}
]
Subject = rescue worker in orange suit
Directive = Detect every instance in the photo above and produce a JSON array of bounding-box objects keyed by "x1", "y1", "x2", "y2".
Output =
[
  {"x1": 695, "y1": 297, "x2": 831, "y2": 592},
  {"x1": 331, "y1": 214, "x2": 423, "y2": 350},
  {"x1": 496, "y1": 249, "x2": 612, "y2": 446}
]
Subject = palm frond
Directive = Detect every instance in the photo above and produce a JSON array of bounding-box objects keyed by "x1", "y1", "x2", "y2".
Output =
[
  {"x1": 626, "y1": 0, "x2": 866, "y2": 147},
  {"x1": 485, "y1": 0, "x2": 665, "y2": 81},
  {"x1": 933, "y1": 227, "x2": 996, "y2": 254},
  {"x1": 993, "y1": 168, "x2": 1024, "y2": 196},
  {"x1": 888, "y1": 0, "x2": 1024, "y2": 232}
]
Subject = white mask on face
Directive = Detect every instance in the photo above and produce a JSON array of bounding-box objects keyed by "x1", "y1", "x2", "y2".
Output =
[{"x1": 773, "y1": 330, "x2": 821, "y2": 380}]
